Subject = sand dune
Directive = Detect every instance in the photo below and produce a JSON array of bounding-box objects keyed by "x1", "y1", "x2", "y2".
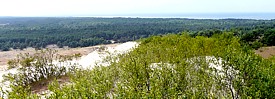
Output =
[{"x1": 0, "y1": 41, "x2": 139, "y2": 98}]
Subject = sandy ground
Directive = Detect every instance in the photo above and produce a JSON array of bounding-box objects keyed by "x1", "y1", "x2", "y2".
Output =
[
  {"x1": 0, "y1": 44, "x2": 118, "y2": 69},
  {"x1": 255, "y1": 46, "x2": 275, "y2": 58}
]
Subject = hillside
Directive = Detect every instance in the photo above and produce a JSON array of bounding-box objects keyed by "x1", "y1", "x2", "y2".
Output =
[
  {"x1": 0, "y1": 42, "x2": 137, "y2": 98},
  {"x1": 2, "y1": 33, "x2": 275, "y2": 98}
]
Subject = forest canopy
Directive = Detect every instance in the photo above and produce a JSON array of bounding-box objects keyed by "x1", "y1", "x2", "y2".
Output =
[{"x1": 0, "y1": 17, "x2": 275, "y2": 51}]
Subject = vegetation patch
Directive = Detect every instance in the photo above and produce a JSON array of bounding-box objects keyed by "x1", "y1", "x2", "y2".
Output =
[{"x1": 2, "y1": 33, "x2": 275, "y2": 98}]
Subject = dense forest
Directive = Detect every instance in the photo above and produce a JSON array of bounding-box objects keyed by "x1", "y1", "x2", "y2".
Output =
[
  {"x1": 0, "y1": 17, "x2": 275, "y2": 51},
  {"x1": 3, "y1": 33, "x2": 275, "y2": 98}
]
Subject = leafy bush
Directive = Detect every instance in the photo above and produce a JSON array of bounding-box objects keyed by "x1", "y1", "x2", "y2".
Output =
[{"x1": 1, "y1": 49, "x2": 80, "y2": 98}]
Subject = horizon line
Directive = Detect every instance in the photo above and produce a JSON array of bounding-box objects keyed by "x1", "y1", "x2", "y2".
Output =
[{"x1": 0, "y1": 13, "x2": 275, "y2": 20}]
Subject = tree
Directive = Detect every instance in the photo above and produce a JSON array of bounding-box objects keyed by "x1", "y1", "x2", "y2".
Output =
[{"x1": 262, "y1": 30, "x2": 275, "y2": 46}]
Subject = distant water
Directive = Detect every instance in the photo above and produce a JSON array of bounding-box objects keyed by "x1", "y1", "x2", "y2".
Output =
[
  {"x1": 1, "y1": 13, "x2": 274, "y2": 20},
  {"x1": 84, "y1": 13, "x2": 275, "y2": 20}
]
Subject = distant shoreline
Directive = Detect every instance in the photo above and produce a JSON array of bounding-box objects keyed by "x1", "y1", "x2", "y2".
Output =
[{"x1": 1, "y1": 13, "x2": 274, "y2": 20}]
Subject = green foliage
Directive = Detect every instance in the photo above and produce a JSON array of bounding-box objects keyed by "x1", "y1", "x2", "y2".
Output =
[
  {"x1": 262, "y1": 29, "x2": 275, "y2": 46},
  {"x1": 48, "y1": 66, "x2": 116, "y2": 98},
  {"x1": 4, "y1": 33, "x2": 275, "y2": 98},
  {"x1": 2, "y1": 49, "x2": 79, "y2": 98},
  {"x1": 251, "y1": 41, "x2": 263, "y2": 50}
]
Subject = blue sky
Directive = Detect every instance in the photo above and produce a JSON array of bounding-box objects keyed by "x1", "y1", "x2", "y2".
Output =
[{"x1": 0, "y1": 0, "x2": 274, "y2": 17}]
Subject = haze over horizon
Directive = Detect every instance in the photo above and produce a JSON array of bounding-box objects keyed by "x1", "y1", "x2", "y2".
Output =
[{"x1": 0, "y1": 0, "x2": 275, "y2": 18}]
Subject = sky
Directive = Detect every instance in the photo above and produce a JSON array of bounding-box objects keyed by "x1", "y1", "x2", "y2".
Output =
[{"x1": 0, "y1": 0, "x2": 274, "y2": 17}]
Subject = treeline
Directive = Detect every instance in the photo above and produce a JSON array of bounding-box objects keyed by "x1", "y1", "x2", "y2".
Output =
[
  {"x1": 191, "y1": 21, "x2": 275, "y2": 49},
  {"x1": 0, "y1": 17, "x2": 275, "y2": 51}
]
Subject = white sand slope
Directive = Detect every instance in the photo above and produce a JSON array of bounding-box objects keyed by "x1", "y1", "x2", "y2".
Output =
[
  {"x1": 75, "y1": 41, "x2": 138, "y2": 69},
  {"x1": 0, "y1": 41, "x2": 139, "y2": 98}
]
